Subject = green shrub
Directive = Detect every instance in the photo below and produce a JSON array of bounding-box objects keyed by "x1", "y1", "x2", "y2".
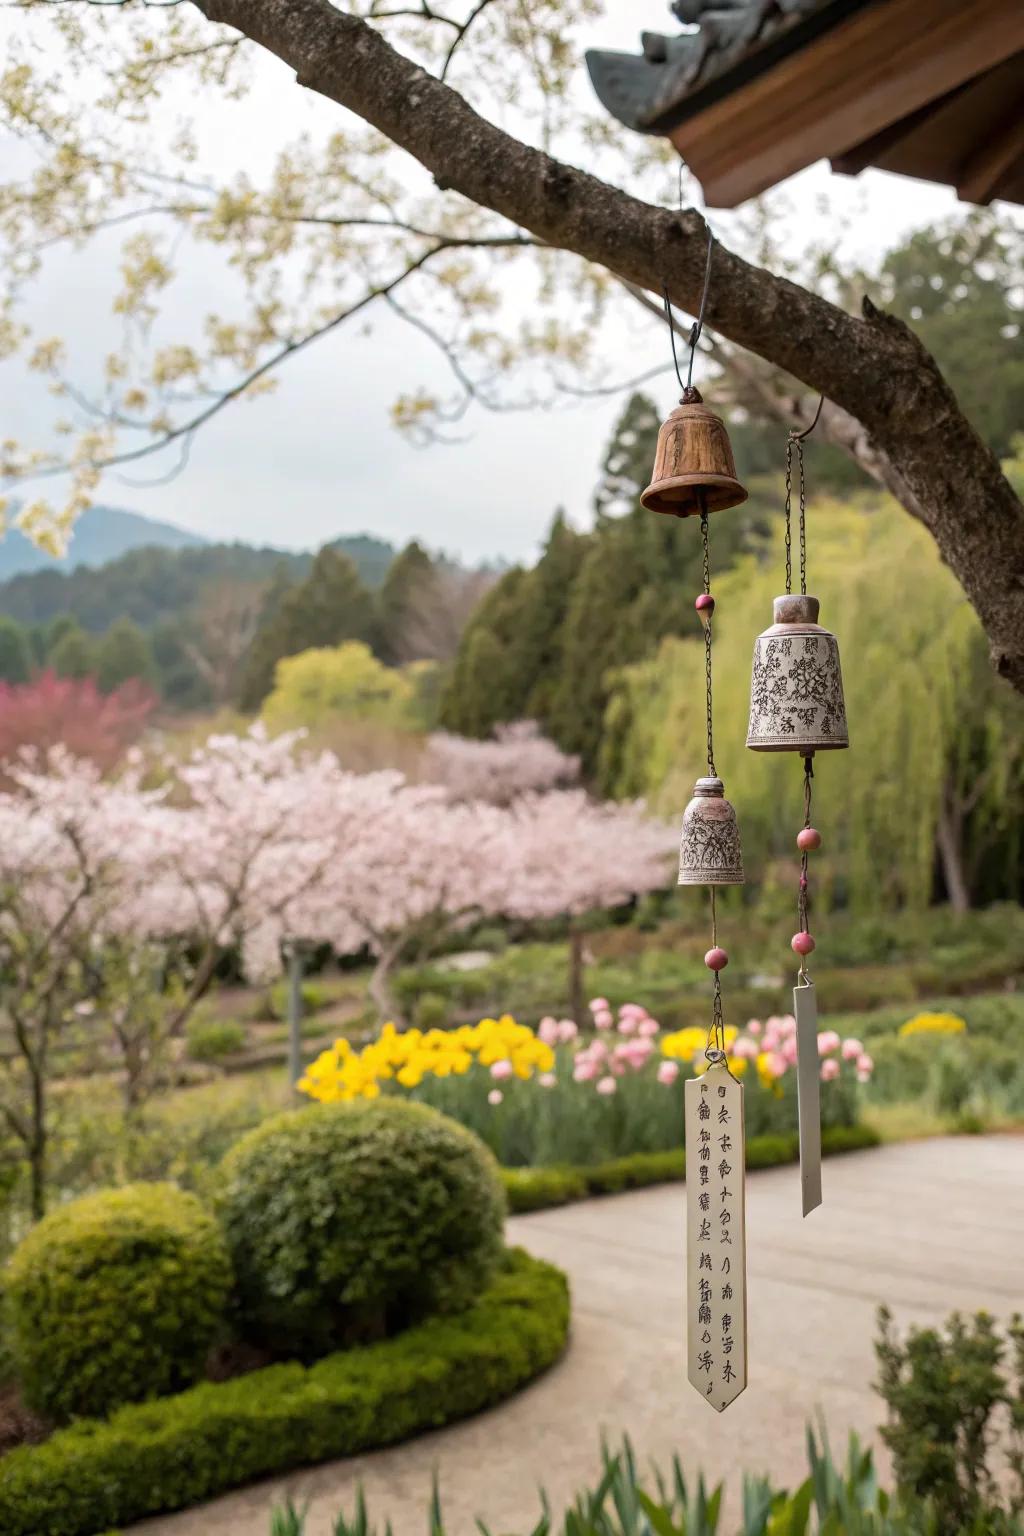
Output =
[
  {"x1": 186, "y1": 1016, "x2": 247, "y2": 1062},
  {"x1": 266, "y1": 978, "x2": 328, "y2": 1021},
  {"x1": 219, "y1": 1099, "x2": 506, "y2": 1356},
  {"x1": 501, "y1": 1125, "x2": 879, "y2": 1212},
  {"x1": 501, "y1": 1165, "x2": 586, "y2": 1213},
  {"x1": 5, "y1": 1182, "x2": 232, "y2": 1422},
  {"x1": 0, "y1": 1249, "x2": 568, "y2": 1536},
  {"x1": 412, "y1": 991, "x2": 450, "y2": 1030},
  {"x1": 876, "y1": 1306, "x2": 1024, "y2": 1535}
]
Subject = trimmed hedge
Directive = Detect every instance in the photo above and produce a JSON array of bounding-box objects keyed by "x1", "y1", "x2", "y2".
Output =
[
  {"x1": 5, "y1": 1182, "x2": 232, "y2": 1422},
  {"x1": 501, "y1": 1124, "x2": 880, "y2": 1213},
  {"x1": 0, "y1": 1247, "x2": 568, "y2": 1536},
  {"x1": 220, "y1": 1099, "x2": 506, "y2": 1356}
]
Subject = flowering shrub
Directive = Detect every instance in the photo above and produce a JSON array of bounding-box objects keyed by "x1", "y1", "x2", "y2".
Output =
[
  {"x1": 299, "y1": 999, "x2": 870, "y2": 1169},
  {"x1": 300, "y1": 1016, "x2": 555, "y2": 1104},
  {"x1": 899, "y1": 1010, "x2": 967, "y2": 1038}
]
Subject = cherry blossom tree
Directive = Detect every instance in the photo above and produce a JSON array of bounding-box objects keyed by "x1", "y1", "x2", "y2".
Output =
[
  {"x1": 499, "y1": 791, "x2": 673, "y2": 1023},
  {"x1": 0, "y1": 672, "x2": 155, "y2": 782},
  {"x1": 424, "y1": 721, "x2": 580, "y2": 806}
]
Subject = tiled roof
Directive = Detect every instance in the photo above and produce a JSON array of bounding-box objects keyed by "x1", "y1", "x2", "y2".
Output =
[{"x1": 586, "y1": 0, "x2": 836, "y2": 134}]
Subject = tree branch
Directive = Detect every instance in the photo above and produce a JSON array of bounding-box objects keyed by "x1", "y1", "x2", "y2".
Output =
[{"x1": 193, "y1": 0, "x2": 1024, "y2": 691}]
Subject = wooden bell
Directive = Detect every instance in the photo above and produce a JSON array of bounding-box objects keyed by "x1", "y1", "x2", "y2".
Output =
[{"x1": 640, "y1": 388, "x2": 747, "y2": 518}]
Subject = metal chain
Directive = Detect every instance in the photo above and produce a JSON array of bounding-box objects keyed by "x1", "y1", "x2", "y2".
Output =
[
  {"x1": 797, "y1": 434, "x2": 808, "y2": 596},
  {"x1": 797, "y1": 755, "x2": 813, "y2": 971},
  {"x1": 701, "y1": 509, "x2": 716, "y2": 778},
  {"x1": 792, "y1": 439, "x2": 798, "y2": 599}
]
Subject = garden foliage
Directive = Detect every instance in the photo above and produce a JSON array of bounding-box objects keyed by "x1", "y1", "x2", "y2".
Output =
[
  {"x1": 4, "y1": 1182, "x2": 232, "y2": 1421},
  {"x1": 0, "y1": 1249, "x2": 568, "y2": 1536},
  {"x1": 219, "y1": 1098, "x2": 506, "y2": 1356}
]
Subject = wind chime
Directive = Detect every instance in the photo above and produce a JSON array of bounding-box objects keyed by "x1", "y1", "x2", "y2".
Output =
[
  {"x1": 746, "y1": 402, "x2": 849, "y2": 1216},
  {"x1": 642, "y1": 235, "x2": 851, "y2": 1414},
  {"x1": 641, "y1": 233, "x2": 749, "y2": 1413}
]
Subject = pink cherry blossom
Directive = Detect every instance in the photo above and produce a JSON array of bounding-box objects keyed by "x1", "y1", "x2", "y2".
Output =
[
  {"x1": 820, "y1": 1058, "x2": 841, "y2": 1082},
  {"x1": 817, "y1": 1030, "x2": 841, "y2": 1057},
  {"x1": 490, "y1": 1059, "x2": 513, "y2": 1081},
  {"x1": 596, "y1": 1076, "x2": 618, "y2": 1096},
  {"x1": 842, "y1": 1037, "x2": 864, "y2": 1061},
  {"x1": 657, "y1": 1060, "x2": 680, "y2": 1086},
  {"x1": 424, "y1": 722, "x2": 580, "y2": 806}
]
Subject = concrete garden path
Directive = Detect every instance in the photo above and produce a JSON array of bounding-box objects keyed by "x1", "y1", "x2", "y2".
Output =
[{"x1": 133, "y1": 1137, "x2": 1024, "y2": 1536}]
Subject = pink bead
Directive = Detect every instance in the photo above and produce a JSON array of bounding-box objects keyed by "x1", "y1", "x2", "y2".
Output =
[
  {"x1": 799, "y1": 876, "x2": 808, "y2": 892},
  {"x1": 797, "y1": 827, "x2": 822, "y2": 852},
  {"x1": 791, "y1": 932, "x2": 816, "y2": 957},
  {"x1": 695, "y1": 594, "x2": 715, "y2": 615},
  {"x1": 704, "y1": 946, "x2": 728, "y2": 972}
]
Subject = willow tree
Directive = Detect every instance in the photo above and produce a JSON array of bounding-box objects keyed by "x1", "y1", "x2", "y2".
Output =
[
  {"x1": 601, "y1": 496, "x2": 1024, "y2": 913},
  {"x1": 0, "y1": 1, "x2": 1022, "y2": 692}
]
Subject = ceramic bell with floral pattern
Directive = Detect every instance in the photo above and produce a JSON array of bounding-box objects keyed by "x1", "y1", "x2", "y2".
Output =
[{"x1": 745, "y1": 594, "x2": 849, "y2": 754}]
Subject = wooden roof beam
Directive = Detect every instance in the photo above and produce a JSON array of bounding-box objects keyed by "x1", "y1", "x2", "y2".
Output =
[{"x1": 957, "y1": 108, "x2": 1024, "y2": 204}]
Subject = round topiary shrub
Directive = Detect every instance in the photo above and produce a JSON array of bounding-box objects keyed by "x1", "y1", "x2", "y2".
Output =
[
  {"x1": 219, "y1": 1097, "x2": 506, "y2": 1357},
  {"x1": 5, "y1": 1182, "x2": 232, "y2": 1423}
]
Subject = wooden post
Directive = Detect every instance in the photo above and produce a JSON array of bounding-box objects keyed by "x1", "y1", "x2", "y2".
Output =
[{"x1": 287, "y1": 946, "x2": 304, "y2": 1092}]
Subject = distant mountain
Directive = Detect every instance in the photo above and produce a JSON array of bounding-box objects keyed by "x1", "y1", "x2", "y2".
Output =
[
  {"x1": 0, "y1": 520, "x2": 398, "y2": 633},
  {"x1": 0, "y1": 504, "x2": 205, "y2": 579}
]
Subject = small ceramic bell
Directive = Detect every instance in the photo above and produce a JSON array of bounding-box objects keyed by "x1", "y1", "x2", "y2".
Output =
[
  {"x1": 640, "y1": 387, "x2": 747, "y2": 518},
  {"x1": 746, "y1": 595, "x2": 849, "y2": 753},
  {"x1": 678, "y1": 777, "x2": 745, "y2": 886}
]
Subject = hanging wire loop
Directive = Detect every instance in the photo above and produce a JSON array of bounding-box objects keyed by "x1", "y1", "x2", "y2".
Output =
[{"x1": 661, "y1": 222, "x2": 715, "y2": 397}]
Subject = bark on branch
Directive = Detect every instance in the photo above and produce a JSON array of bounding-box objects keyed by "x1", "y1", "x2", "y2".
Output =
[{"x1": 194, "y1": 0, "x2": 1024, "y2": 692}]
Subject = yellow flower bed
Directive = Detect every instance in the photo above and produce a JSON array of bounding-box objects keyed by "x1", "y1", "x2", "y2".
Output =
[
  {"x1": 898, "y1": 1011, "x2": 967, "y2": 1038},
  {"x1": 661, "y1": 1026, "x2": 737, "y2": 1062},
  {"x1": 299, "y1": 1015, "x2": 556, "y2": 1103}
]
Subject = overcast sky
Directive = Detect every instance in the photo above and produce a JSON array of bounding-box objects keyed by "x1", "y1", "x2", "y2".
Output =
[{"x1": 0, "y1": 1, "x2": 971, "y2": 567}]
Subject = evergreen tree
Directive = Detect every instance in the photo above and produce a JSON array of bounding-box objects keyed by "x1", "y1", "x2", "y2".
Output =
[
  {"x1": 237, "y1": 548, "x2": 375, "y2": 711},
  {"x1": 0, "y1": 617, "x2": 32, "y2": 684},
  {"x1": 49, "y1": 624, "x2": 95, "y2": 681},
  {"x1": 593, "y1": 393, "x2": 661, "y2": 522},
  {"x1": 374, "y1": 540, "x2": 435, "y2": 665},
  {"x1": 95, "y1": 618, "x2": 156, "y2": 694}
]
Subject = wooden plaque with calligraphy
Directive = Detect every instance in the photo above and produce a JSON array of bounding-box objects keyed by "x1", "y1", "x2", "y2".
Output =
[
  {"x1": 684, "y1": 1060, "x2": 747, "y2": 1411},
  {"x1": 794, "y1": 977, "x2": 823, "y2": 1216}
]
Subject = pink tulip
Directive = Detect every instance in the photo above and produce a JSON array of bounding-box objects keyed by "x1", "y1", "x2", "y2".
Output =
[
  {"x1": 617, "y1": 1014, "x2": 638, "y2": 1035},
  {"x1": 747, "y1": 1019, "x2": 762, "y2": 1036},
  {"x1": 857, "y1": 1069, "x2": 871, "y2": 1084},
  {"x1": 856, "y1": 1053, "x2": 874, "y2": 1076},
  {"x1": 841, "y1": 1037, "x2": 864, "y2": 1061},
  {"x1": 657, "y1": 1060, "x2": 680, "y2": 1086},
  {"x1": 490, "y1": 1059, "x2": 514, "y2": 1080},
  {"x1": 487, "y1": 1089, "x2": 503, "y2": 1106},
  {"x1": 538, "y1": 1016, "x2": 559, "y2": 1045},
  {"x1": 768, "y1": 1052, "x2": 788, "y2": 1080},
  {"x1": 637, "y1": 1017, "x2": 660, "y2": 1038},
  {"x1": 782, "y1": 1037, "x2": 798, "y2": 1065},
  {"x1": 820, "y1": 1058, "x2": 840, "y2": 1082},
  {"x1": 780, "y1": 1015, "x2": 797, "y2": 1036},
  {"x1": 538, "y1": 1072, "x2": 557, "y2": 1088},
  {"x1": 618, "y1": 1003, "x2": 646, "y2": 1020},
  {"x1": 817, "y1": 1030, "x2": 841, "y2": 1057},
  {"x1": 593, "y1": 1008, "x2": 614, "y2": 1030},
  {"x1": 596, "y1": 1075, "x2": 618, "y2": 1096},
  {"x1": 573, "y1": 1059, "x2": 599, "y2": 1082},
  {"x1": 557, "y1": 1019, "x2": 579, "y2": 1043},
  {"x1": 589, "y1": 997, "x2": 610, "y2": 1012}
]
